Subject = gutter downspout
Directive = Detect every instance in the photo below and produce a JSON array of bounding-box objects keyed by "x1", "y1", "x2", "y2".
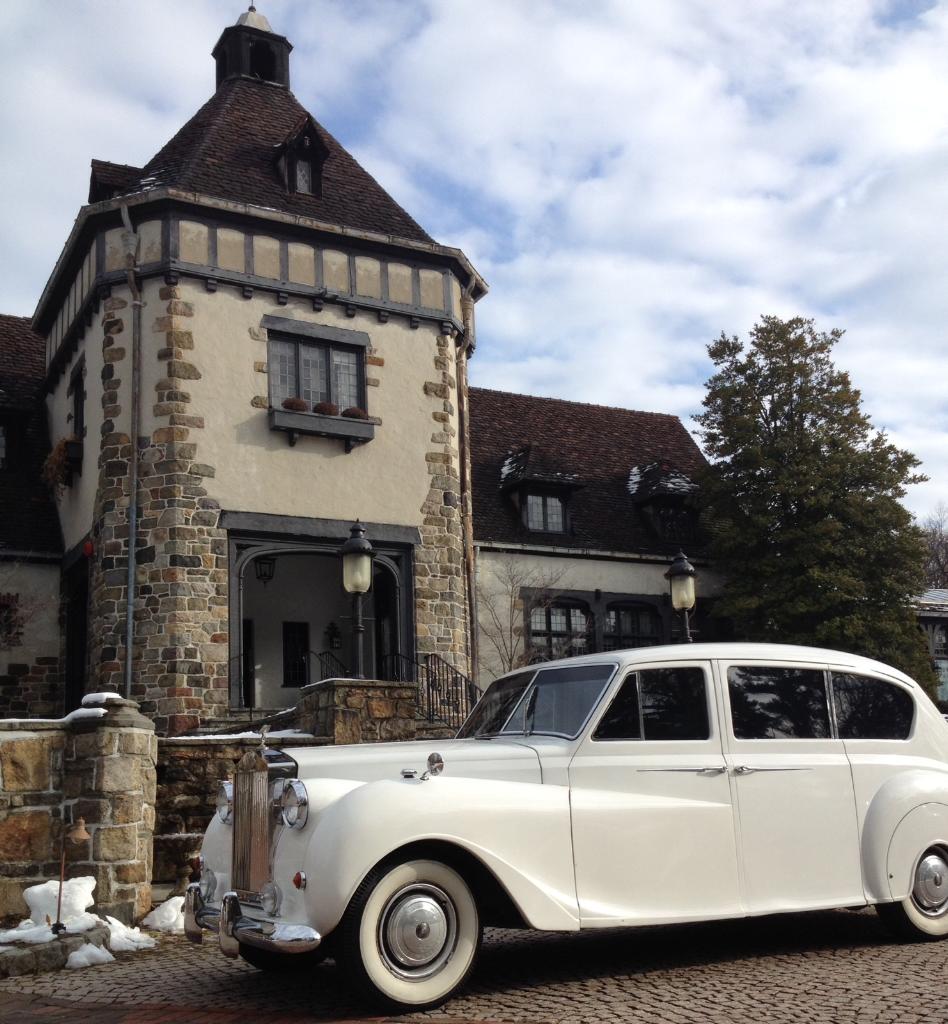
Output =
[
  {"x1": 456, "y1": 287, "x2": 479, "y2": 686},
  {"x1": 120, "y1": 206, "x2": 142, "y2": 699}
]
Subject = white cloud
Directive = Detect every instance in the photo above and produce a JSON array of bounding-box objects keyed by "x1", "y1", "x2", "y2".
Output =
[{"x1": 1, "y1": 0, "x2": 946, "y2": 515}]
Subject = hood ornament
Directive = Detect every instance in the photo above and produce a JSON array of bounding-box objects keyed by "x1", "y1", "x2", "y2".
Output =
[{"x1": 258, "y1": 724, "x2": 270, "y2": 751}]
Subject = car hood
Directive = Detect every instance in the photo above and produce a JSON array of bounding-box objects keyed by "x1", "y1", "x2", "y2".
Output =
[{"x1": 287, "y1": 737, "x2": 542, "y2": 785}]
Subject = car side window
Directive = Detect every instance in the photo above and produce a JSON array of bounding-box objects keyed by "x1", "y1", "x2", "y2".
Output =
[
  {"x1": 728, "y1": 666, "x2": 830, "y2": 739},
  {"x1": 832, "y1": 672, "x2": 914, "y2": 740},
  {"x1": 594, "y1": 666, "x2": 710, "y2": 741}
]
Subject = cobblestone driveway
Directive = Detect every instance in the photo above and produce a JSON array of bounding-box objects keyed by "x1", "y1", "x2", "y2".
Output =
[{"x1": 1, "y1": 909, "x2": 947, "y2": 1024}]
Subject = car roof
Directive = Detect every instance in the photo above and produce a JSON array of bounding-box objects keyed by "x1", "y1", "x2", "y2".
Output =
[{"x1": 509, "y1": 643, "x2": 918, "y2": 689}]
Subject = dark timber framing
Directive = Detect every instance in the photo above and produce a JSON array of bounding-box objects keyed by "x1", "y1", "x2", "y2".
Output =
[{"x1": 36, "y1": 195, "x2": 482, "y2": 392}]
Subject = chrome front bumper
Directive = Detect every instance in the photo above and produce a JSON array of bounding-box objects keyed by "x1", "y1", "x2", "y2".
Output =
[{"x1": 184, "y1": 883, "x2": 321, "y2": 958}]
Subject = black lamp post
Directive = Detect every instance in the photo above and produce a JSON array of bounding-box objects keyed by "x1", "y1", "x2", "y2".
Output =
[
  {"x1": 340, "y1": 521, "x2": 374, "y2": 679},
  {"x1": 665, "y1": 550, "x2": 697, "y2": 643}
]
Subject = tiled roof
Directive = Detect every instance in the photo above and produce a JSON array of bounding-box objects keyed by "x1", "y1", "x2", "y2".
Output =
[
  {"x1": 0, "y1": 316, "x2": 62, "y2": 555},
  {"x1": 88, "y1": 160, "x2": 145, "y2": 203},
  {"x1": 470, "y1": 387, "x2": 708, "y2": 556},
  {"x1": 94, "y1": 78, "x2": 432, "y2": 244}
]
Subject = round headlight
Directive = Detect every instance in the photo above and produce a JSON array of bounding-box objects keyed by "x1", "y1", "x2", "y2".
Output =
[
  {"x1": 216, "y1": 781, "x2": 233, "y2": 825},
  {"x1": 281, "y1": 780, "x2": 309, "y2": 829},
  {"x1": 199, "y1": 866, "x2": 217, "y2": 902},
  {"x1": 261, "y1": 881, "x2": 282, "y2": 917}
]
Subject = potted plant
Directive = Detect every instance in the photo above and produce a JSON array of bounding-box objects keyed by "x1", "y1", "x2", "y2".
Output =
[
  {"x1": 42, "y1": 435, "x2": 82, "y2": 494},
  {"x1": 281, "y1": 397, "x2": 310, "y2": 412},
  {"x1": 312, "y1": 401, "x2": 339, "y2": 416},
  {"x1": 341, "y1": 406, "x2": 368, "y2": 420}
]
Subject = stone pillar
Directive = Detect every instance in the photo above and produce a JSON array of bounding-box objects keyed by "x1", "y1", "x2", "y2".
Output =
[
  {"x1": 300, "y1": 678, "x2": 419, "y2": 744},
  {"x1": 417, "y1": 327, "x2": 471, "y2": 674},
  {"x1": 64, "y1": 697, "x2": 157, "y2": 923}
]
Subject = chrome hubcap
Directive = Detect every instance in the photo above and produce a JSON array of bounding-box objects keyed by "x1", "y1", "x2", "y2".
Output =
[
  {"x1": 913, "y1": 850, "x2": 948, "y2": 916},
  {"x1": 379, "y1": 883, "x2": 457, "y2": 979}
]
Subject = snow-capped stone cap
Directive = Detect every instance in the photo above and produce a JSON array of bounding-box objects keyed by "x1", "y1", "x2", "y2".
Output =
[
  {"x1": 81, "y1": 691, "x2": 128, "y2": 707},
  {"x1": 237, "y1": 4, "x2": 273, "y2": 32}
]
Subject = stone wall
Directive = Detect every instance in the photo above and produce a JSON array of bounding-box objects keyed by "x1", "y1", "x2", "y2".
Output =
[
  {"x1": 153, "y1": 733, "x2": 321, "y2": 884},
  {"x1": 415, "y1": 326, "x2": 471, "y2": 673},
  {"x1": 0, "y1": 695, "x2": 156, "y2": 924},
  {"x1": 0, "y1": 656, "x2": 63, "y2": 720},
  {"x1": 87, "y1": 284, "x2": 229, "y2": 735},
  {"x1": 300, "y1": 677, "x2": 421, "y2": 745}
]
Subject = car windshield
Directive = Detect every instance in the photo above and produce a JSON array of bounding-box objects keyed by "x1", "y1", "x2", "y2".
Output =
[{"x1": 458, "y1": 662, "x2": 617, "y2": 739}]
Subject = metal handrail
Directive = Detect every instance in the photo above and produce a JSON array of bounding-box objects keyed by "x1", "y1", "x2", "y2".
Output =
[
  {"x1": 379, "y1": 652, "x2": 481, "y2": 730},
  {"x1": 307, "y1": 649, "x2": 348, "y2": 683}
]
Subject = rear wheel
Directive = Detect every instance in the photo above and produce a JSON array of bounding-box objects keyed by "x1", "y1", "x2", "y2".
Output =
[
  {"x1": 337, "y1": 858, "x2": 481, "y2": 1011},
  {"x1": 877, "y1": 845, "x2": 948, "y2": 941}
]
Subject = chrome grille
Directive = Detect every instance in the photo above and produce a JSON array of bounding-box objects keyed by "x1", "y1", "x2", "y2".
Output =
[{"x1": 232, "y1": 765, "x2": 270, "y2": 895}]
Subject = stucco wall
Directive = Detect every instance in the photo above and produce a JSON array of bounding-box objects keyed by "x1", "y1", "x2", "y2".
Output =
[
  {"x1": 158, "y1": 281, "x2": 456, "y2": 528},
  {"x1": 45, "y1": 296, "x2": 114, "y2": 551}
]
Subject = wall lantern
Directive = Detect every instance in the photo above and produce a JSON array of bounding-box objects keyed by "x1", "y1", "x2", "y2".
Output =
[
  {"x1": 254, "y1": 555, "x2": 277, "y2": 585},
  {"x1": 340, "y1": 521, "x2": 374, "y2": 679},
  {"x1": 664, "y1": 550, "x2": 697, "y2": 643}
]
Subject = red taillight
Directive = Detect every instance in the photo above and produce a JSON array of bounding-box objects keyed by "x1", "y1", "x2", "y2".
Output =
[{"x1": 293, "y1": 871, "x2": 306, "y2": 890}]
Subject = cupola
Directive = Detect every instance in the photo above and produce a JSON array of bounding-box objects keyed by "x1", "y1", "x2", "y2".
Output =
[{"x1": 212, "y1": 5, "x2": 292, "y2": 89}]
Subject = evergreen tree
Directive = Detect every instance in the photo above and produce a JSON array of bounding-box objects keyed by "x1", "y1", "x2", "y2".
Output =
[{"x1": 696, "y1": 315, "x2": 937, "y2": 694}]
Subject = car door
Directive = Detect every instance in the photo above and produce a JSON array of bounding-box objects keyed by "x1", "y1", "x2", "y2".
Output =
[
  {"x1": 569, "y1": 660, "x2": 742, "y2": 926},
  {"x1": 719, "y1": 659, "x2": 864, "y2": 913}
]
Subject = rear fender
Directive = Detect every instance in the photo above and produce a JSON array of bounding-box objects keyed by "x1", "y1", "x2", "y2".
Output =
[{"x1": 860, "y1": 770, "x2": 948, "y2": 902}]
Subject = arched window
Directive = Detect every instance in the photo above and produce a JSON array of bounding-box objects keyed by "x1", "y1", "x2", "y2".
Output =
[
  {"x1": 528, "y1": 601, "x2": 591, "y2": 662},
  {"x1": 603, "y1": 602, "x2": 661, "y2": 650}
]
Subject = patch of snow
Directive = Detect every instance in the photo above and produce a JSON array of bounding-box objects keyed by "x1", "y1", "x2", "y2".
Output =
[
  {"x1": 663, "y1": 469, "x2": 698, "y2": 493},
  {"x1": 103, "y1": 915, "x2": 156, "y2": 952},
  {"x1": 142, "y1": 896, "x2": 184, "y2": 935},
  {"x1": 627, "y1": 465, "x2": 642, "y2": 494},
  {"x1": 0, "y1": 877, "x2": 100, "y2": 945},
  {"x1": 66, "y1": 943, "x2": 115, "y2": 970},
  {"x1": 173, "y1": 729, "x2": 313, "y2": 741},
  {"x1": 63, "y1": 707, "x2": 108, "y2": 723},
  {"x1": 500, "y1": 453, "x2": 518, "y2": 480},
  {"x1": 81, "y1": 692, "x2": 125, "y2": 707}
]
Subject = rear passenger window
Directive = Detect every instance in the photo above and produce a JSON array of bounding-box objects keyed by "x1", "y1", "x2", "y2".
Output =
[
  {"x1": 832, "y1": 673, "x2": 914, "y2": 740},
  {"x1": 728, "y1": 666, "x2": 830, "y2": 739},
  {"x1": 594, "y1": 667, "x2": 710, "y2": 741}
]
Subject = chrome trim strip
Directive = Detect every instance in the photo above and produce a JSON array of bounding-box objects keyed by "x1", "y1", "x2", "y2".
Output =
[
  {"x1": 734, "y1": 765, "x2": 811, "y2": 774},
  {"x1": 637, "y1": 765, "x2": 727, "y2": 774}
]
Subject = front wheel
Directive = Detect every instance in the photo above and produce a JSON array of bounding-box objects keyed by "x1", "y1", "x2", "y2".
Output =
[
  {"x1": 877, "y1": 845, "x2": 948, "y2": 941},
  {"x1": 337, "y1": 858, "x2": 481, "y2": 1011}
]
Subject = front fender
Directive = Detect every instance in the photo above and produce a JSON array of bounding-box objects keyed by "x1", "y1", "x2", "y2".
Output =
[
  {"x1": 298, "y1": 776, "x2": 578, "y2": 937},
  {"x1": 860, "y1": 770, "x2": 948, "y2": 901}
]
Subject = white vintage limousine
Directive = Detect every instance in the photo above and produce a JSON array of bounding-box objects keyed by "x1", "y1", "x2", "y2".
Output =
[{"x1": 185, "y1": 643, "x2": 948, "y2": 1010}]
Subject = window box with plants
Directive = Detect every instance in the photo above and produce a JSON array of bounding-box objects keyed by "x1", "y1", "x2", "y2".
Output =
[{"x1": 268, "y1": 398, "x2": 375, "y2": 451}]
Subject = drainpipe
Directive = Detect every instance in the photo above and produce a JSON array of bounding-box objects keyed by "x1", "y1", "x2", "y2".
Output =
[
  {"x1": 119, "y1": 206, "x2": 142, "y2": 699},
  {"x1": 456, "y1": 286, "x2": 478, "y2": 685}
]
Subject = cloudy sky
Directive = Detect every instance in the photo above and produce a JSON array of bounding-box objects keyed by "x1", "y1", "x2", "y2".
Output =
[{"x1": 1, "y1": 0, "x2": 946, "y2": 515}]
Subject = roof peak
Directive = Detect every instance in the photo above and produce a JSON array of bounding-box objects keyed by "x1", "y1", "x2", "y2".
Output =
[{"x1": 237, "y1": 4, "x2": 273, "y2": 32}]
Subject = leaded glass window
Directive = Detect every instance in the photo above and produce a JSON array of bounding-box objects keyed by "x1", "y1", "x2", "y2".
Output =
[
  {"x1": 267, "y1": 333, "x2": 365, "y2": 412},
  {"x1": 529, "y1": 602, "x2": 590, "y2": 661},
  {"x1": 524, "y1": 493, "x2": 565, "y2": 532},
  {"x1": 603, "y1": 604, "x2": 662, "y2": 650}
]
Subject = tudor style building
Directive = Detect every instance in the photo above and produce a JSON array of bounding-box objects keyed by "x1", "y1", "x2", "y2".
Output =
[
  {"x1": 469, "y1": 388, "x2": 722, "y2": 684},
  {"x1": 2, "y1": 8, "x2": 485, "y2": 734}
]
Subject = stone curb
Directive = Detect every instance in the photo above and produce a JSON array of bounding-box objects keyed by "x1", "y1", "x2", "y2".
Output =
[{"x1": 0, "y1": 922, "x2": 110, "y2": 978}]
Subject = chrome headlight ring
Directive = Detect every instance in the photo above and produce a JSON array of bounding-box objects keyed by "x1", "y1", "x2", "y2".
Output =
[
  {"x1": 216, "y1": 781, "x2": 234, "y2": 825},
  {"x1": 281, "y1": 779, "x2": 309, "y2": 829}
]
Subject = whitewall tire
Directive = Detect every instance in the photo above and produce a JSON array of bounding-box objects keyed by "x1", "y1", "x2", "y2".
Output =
[
  {"x1": 877, "y1": 845, "x2": 948, "y2": 941},
  {"x1": 338, "y1": 858, "x2": 481, "y2": 1010}
]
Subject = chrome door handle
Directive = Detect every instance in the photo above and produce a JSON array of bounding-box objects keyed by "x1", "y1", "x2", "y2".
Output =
[
  {"x1": 697, "y1": 765, "x2": 728, "y2": 775},
  {"x1": 734, "y1": 765, "x2": 810, "y2": 774},
  {"x1": 638, "y1": 766, "x2": 728, "y2": 774}
]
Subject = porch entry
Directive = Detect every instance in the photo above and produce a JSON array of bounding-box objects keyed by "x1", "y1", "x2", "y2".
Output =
[{"x1": 232, "y1": 543, "x2": 410, "y2": 712}]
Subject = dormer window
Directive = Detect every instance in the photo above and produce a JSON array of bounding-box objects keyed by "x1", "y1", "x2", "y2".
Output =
[
  {"x1": 525, "y1": 493, "x2": 565, "y2": 532},
  {"x1": 294, "y1": 138, "x2": 314, "y2": 194},
  {"x1": 278, "y1": 120, "x2": 327, "y2": 197}
]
